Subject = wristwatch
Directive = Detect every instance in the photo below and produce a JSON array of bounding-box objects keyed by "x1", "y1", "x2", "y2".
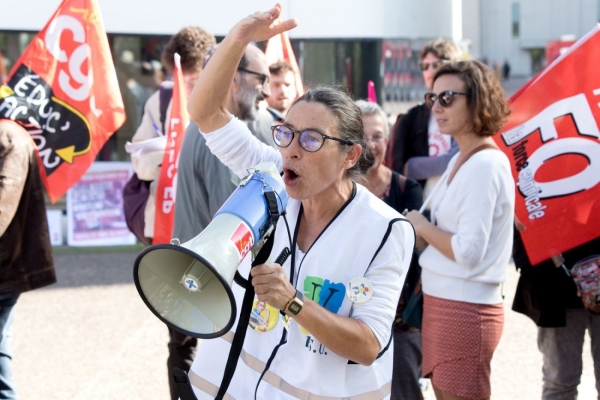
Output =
[{"x1": 284, "y1": 289, "x2": 304, "y2": 316}]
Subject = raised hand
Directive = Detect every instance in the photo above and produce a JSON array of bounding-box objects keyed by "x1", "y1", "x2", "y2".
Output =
[{"x1": 228, "y1": 3, "x2": 299, "y2": 44}]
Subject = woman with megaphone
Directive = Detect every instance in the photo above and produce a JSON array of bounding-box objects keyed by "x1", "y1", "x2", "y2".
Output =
[{"x1": 185, "y1": 4, "x2": 415, "y2": 399}]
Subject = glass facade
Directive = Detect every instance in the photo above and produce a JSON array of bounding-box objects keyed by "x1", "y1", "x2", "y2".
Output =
[
  {"x1": 512, "y1": 2, "x2": 520, "y2": 37},
  {"x1": 2, "y1": 30, "x2": 425, "y2": 162}
]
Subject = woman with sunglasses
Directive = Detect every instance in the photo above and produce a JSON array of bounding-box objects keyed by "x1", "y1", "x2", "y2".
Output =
[
  {"x1": 389, "y1": 39, "x2": 463, "y2": 201},
  {"x1": 405, "y1": 60, "x2": 514, "y2": 400},
  {"x1": 185, "y1": 5, "x2": 415, "y2": 399}
]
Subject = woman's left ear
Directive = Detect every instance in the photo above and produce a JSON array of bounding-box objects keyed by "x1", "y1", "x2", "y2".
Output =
[{"x1": 343, "y1": 144, "x2": 362, "y2": 170}]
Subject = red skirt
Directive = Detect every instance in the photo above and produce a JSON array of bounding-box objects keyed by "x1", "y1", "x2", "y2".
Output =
[{"x1": 422, "y1": 293, "x2": 504, "y2": 399}]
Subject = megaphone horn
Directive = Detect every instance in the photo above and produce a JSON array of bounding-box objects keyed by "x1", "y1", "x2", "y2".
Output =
[{"x1": 133, "y1": 162, "x2": 288, "y2": 338}]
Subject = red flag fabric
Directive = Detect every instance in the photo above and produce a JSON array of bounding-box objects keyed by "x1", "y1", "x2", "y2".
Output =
[
  {"x1": 153, "y1": 53, "x2": 189, "y2": 244},
  {"x1": 264, "y1": 19, "x2": 304, "y2": 96},
  {"x1": 367, "y1": 80, "x2": 377, "y2": 103},
  {"x1": 0, "y1": 0, "x2": 125, "y2": 203},
  {"x1": 495, "y1": 24, "x2": 600, "y2": 265}
]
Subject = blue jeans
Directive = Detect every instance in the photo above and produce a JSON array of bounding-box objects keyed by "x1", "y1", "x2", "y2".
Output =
[{"x1": 0, "y1": 296, "x2": 18, "y2": 400}]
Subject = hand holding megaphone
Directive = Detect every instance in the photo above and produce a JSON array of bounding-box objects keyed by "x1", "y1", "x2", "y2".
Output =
[
  {"x1": 250, "y1": 247, "x2": 293, "y2": 311},
  {"x1": 133, "y1": 162, "x2": 288, "y2": 338}
]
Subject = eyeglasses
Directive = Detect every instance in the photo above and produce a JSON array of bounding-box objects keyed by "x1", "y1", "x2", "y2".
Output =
[
  {"x1": 237, "y1": 67, "x2": 269, "y2": 88},
  {"x1": 424, "y1": 90, "x2": 469, "y2": 108},
  {"x1": 419, "y1": 60, "x2": 447, "y2": 71},
  {"x1": 365, "y1": 135, "x2": 386, "y2": 144},
  {"x1": 271, "y1": 125, "x2": 354, "y2": 153}
]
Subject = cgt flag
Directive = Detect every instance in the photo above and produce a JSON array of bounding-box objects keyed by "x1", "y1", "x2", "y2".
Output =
[
  {"x1": 264, "y1": 19, "x2": 304, "y2": 97},
  {"x1": 153, "y1": 53, "x2": 189, "y2": 244},
  {"x1": 495, "y1": 24, "x2": 600, "y2": 265},
  {"x1": 0, "y1": 0, "x2": 125, "y2": 203}
]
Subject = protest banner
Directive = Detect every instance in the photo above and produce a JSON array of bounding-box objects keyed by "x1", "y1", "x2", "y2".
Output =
[
  {"x1": 496, "y1": 24, "x2": 600, "y2": 264},
  {"x1": 153, "y1": 53, "x2": 189, "y2": 244},
  {"x1": 264, "y1": 19, "x2": 304, "y2": 96},
  {"x1": 0, "y1": 0, "x2": 125, "y2": 203}
]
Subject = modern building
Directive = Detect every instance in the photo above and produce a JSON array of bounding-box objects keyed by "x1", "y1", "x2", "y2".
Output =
[{"x1": 1, "y1": 0, "x2": 599, "y2": 161}]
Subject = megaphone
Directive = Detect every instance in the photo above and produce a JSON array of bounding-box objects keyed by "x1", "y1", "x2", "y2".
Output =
[{"x1": 133, "y1": 162, "x2": 288, "y2": 339}]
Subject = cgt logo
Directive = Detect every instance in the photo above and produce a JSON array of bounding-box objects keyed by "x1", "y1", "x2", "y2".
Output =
[
  {"x1": 230, "y1": 222, "x2": 255, "y2": 261},
  {"x1": 0, "y1": 64, "x2": 91, "y2": 175}
]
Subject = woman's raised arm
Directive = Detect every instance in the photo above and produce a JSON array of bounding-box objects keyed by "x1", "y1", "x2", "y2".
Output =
[{"x1": 187, "y1": 4, "x2": 298, "y2": 133}]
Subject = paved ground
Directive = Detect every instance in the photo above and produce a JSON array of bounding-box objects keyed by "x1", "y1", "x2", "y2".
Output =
[{"x1": 10, "y1": 247, "x2": 597, "y2": 400}]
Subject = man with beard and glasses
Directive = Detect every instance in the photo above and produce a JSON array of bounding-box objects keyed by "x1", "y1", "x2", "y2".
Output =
[{"x1": 169, "y1": 44, "x2": 275, "y2": 399}]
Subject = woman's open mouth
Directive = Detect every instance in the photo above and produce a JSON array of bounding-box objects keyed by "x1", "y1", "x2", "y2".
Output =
[{"x1": 283, "y1": 168, "x2": 300, "y2": 186}]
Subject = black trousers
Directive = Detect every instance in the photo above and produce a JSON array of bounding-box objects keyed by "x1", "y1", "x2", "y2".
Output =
[{"x1": 167, "y1": 328, "x2": 198, "y2": 400}]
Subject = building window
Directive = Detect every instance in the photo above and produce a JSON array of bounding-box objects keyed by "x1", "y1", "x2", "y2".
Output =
[{"x1": 512, "y1": 3, "x2": 520, "y2": 37}]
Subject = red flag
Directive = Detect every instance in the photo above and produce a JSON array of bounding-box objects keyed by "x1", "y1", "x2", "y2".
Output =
[
  {"x1": 153, "y1": 53, "x2": 189, "y2": 244},
  {"x1": 367, "y1": 80, "x2": 377, "y2": 103},
  {"x1": 0, "y1": 0, "x2": 125, "y2": 203},
  {"x1": 495, "y1": 25, "x2": 600, "y2": 265},
  {"x1": 264, "y1": 19, "x2": 304, "y2": 96}
]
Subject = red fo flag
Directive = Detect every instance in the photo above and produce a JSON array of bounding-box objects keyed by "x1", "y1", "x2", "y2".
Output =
[
  {"x1": 495, "y1": 24, "x2": 600, "y2": 265},
  {"x1": 264, "y1": 19, "x2": 304, "y2": 97},
  {"x1": 0, "y1": 0, "x2": 125, "y2": 203},
  {"x1": 153, "y1": 53, "x2": 189, "y2": 244}
]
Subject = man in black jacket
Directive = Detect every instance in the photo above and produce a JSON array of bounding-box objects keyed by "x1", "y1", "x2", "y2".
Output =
[
  {"x1": 0, "y1": 120, "x2": 55, "y2": 398},
  {"x1": 389, "y1": 39, "x2": 462, "y2": 198}
]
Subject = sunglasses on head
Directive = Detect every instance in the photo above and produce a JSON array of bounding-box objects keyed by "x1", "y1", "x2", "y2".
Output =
[
  {"x1": 424, "y1": 90, "x2": 469, "y2": 108},
  {"x1": 419, "y1": 60, "x2": 447, "y2": 71},
  {"x1": 271, "y1": 125, "x2": 354, "y2": 153}
]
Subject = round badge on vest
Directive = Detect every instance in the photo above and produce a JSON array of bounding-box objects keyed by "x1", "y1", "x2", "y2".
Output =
[
  {"x1": 346, "y1": 277, "x2": 374, "y2": 304},
  {"x1": 249, "y1": 298, "x2": 279, "y2": 332}
]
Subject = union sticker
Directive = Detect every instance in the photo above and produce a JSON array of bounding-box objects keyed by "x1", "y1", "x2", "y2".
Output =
[{"x1": 229, "y1": 221, "x2": 255, "y2": 261}]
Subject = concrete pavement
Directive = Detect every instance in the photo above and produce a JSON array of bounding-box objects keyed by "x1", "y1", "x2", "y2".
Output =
[{"x1": 10, "y1": 247, "x2": 597, "y2": 399}]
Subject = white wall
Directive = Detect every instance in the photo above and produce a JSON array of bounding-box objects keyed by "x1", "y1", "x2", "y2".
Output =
[
  {"x1": 478, "y1": 0, "x2": 599, "y2": 77},
  {"x1": 461, "y1": 0, "x2": 481, "y2": 57},
  {"x1": 0, "y1": 0, "x2": 454, "y2": 39}
]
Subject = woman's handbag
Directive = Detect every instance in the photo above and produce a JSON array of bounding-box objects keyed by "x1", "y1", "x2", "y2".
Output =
[
  {"x1": 570, "y1": 255, "x2": 600, "y2": 312},
  {"x1": 122, "y1": 172, "x2": 152, "y2": 246},
  {"x1": 402, "y1": 279, "x2": 423, "y2": 329}
]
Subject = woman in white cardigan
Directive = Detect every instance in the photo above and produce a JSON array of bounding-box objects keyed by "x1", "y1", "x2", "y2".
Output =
[{"x1": 405, "y1": 60, "x2": 514, "y2": 400}]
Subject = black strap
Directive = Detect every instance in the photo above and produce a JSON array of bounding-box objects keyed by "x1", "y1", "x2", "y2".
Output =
[
  {"x1": 173, "y1": 367, "x2": 198, "y2": 400},
  {"x1": 215, "y1": 232, "x2": 275, "y2": 400},
  {"x1": 215, "y1": 190, "x2": 281, "y2": 399},
  {"x1": 159, "y1": 81, "x2": 174, "y2": 134}
]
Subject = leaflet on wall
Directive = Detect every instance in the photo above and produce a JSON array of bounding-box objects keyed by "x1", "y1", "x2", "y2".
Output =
[
  {"x1": 495, "y1": 24, "x2": 600, "y2": 265},
  {"x1": 66, "y1": 162, "x2": 136, "y2": 246}
]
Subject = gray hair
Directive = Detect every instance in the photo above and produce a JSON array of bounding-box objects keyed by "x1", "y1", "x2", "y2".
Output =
[
  {"x1": 355, "y1": 100, "x2": 390, "y2": 138},
  {"x1": 294, "y1": 87, "x2": 375, "y2": 177}
]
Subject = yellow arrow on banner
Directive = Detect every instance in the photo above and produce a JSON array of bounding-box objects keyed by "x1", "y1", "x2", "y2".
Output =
[{"x1": 0, "y1": 85, "x2": 14, "y2": 99}]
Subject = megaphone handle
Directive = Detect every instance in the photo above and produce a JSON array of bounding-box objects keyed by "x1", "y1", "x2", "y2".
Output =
[{"x1": 233, "y1": 247, "x2": 291, "y2": 290}]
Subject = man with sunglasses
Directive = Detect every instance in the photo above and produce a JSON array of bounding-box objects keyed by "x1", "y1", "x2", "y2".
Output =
[
  {"x1": 170, "y1": 43, "x2": 276, "y2": 399},
  {"x1": 389, "y1": 38, "x2": 463, "y2": 201}
]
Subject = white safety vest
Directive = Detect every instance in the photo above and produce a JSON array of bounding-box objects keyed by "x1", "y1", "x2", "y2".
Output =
[{"x1": 190, "y1": 184, "x2": 414, "y2": 399}]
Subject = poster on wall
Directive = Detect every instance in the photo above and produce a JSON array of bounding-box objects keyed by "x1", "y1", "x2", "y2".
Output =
[
  {"x1": 46, "y1": 209, "x2": 64, "y2": 246},
  {"x1": 67, "y1": 162, "x2": 136, "y2": 246}
]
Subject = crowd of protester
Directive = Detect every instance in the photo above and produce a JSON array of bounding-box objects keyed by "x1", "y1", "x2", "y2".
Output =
[{"x1": 2, "y1": 4, "x2": 598, "y2": 400}]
